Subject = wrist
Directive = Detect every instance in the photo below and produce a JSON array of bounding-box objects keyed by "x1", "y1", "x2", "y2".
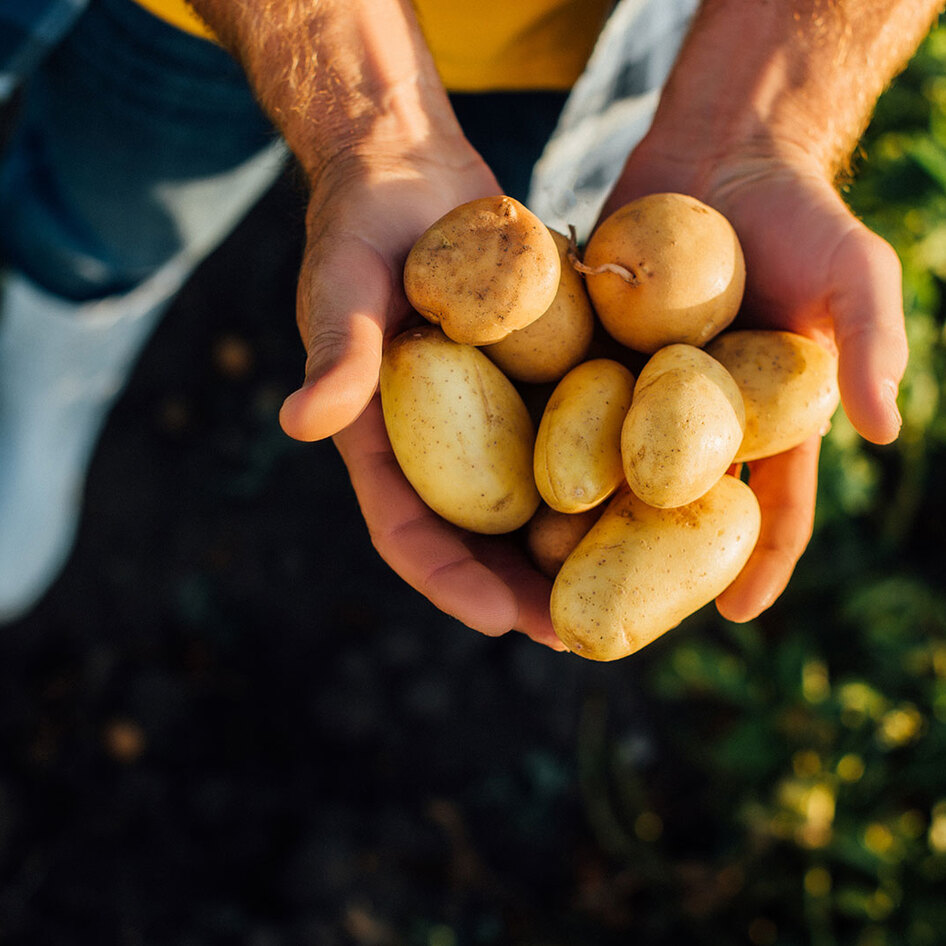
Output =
[
  {"x1": 630, "y1": 0, "x2": 942, "y2": 193},
  {"x1": 188, "y1": 0, "x2": 469, "y2": 187}
]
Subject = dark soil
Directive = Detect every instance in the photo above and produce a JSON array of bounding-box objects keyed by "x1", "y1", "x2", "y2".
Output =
[{"x1": 0, "y1": 168, "x2": 658, "y2": 945}]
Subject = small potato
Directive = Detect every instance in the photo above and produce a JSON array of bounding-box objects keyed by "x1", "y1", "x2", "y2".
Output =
[
  {"x1": 534, "y1": 359, "x2": 636, "y2": 514},
  {"x1": 380, "y1": 326, "x2": 540, "y2": 533},
  {"x1": 526, "y1": 504, "x2": 603, "y2": 578},
  {"x1": 583, "y1": 193, "x2": 745, "y2": 354},
  {"x1": 482, "y1": 229, "x2": 595, "y2": 383},
  {"x1": 621, "y1": 344, "x2": 745, "y2": 508},
  {"x1": 551, "y1": 476, "x2": 761, "y2": 661},
  {"x1": 705, "y1": 330, "x2": 840, "y2": 462},
  {"x1": 403, "y1": 196, "x2": 561, "y2": 346}
]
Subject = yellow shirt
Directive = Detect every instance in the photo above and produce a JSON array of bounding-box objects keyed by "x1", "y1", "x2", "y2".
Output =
[{"x1": 130, "y1": 0, "x2": 613, "y2": 91}]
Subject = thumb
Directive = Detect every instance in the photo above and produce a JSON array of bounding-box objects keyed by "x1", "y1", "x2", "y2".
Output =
[
  {"x1": 830, "y1": 223, "x2": 908, "y2": 445},
  {"x1": 279, "y1": 234, "x2": 399, "y2": 442}
]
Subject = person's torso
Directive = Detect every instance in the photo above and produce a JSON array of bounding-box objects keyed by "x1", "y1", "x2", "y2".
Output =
[{"x1": 130, "y1": 0, "x2": 614, "y2": 91}]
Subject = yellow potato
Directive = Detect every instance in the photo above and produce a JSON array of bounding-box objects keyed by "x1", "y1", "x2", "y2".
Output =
[
  {"x1": 403, "y1": 195, "x2": 561, "y2": 346},
  {"x1": 582, "y1": 193, "x2": 745, "y2": 354},
  {"x1": 482, "y1": 229, "x2": 595, "y2": 383},
  {"x1": 621, "y1": 344, "x2": 745, "y2": 508},
  {"x1": 526, "y1": 504, "x2": 603, "y2": 578},
  {"x1": 551, "y1": 476, "x2": 761, "y2": 661},
  {"x1": 380, "y1": 326, "x2": 540, "y2": 533},
  {"x1": 705, "y1": 330, "x2": 840, "y2": 462},
  {"x1": 534, "y1": 358, "x2": 636, "y2": 514}
]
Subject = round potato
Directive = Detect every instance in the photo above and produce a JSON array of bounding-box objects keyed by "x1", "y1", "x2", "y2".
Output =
[
  {"x1": 403, "y1": 195, "x2": 561, "y2": 346},
  {"x1": 621, "y1": 344, "x2": 745, "y2": 508},
  {"x1": 380, "y1": 326, "x2": 540, "y2": 533},
  {"x1": 582, "y1": 193, "x2": 745, "y2": 354},
  {"x1": 551, "y1": 476, "x2": 761, "y2": 661},
  {"x1": 705, "y1": 330, "x2": 840, "y2": 462},
  {"x1": 526, "y1": 504, "x2": 603, "y2": 578},
  {"x1": 482, "y1": 229, "x2": 595, "y2": 383},
  {"x1": 534, "y1": 358, "x2": 636, "y2": 514}
]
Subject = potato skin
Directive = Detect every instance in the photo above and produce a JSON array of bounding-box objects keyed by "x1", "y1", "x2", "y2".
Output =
[
  {"x1": 482, "y1": 229, "x2": 595, "y2": 383},
  {"x1": 583, "y1": 193, "x2": 745, "y2": 354},
  {"x1": 621, "y1": 344, "x2": 745, "y2": 508},
  {"x1": 534, "y1": 358, "x2": 636, "y2": 514},
  {"x1": 526, "y1": 504, "x2": 603, "y2": 578},
  {"x1": 706, "y1": 330, "x2": 840, "y2": 462},
  {"x1": 551, "y1": 476, "x2": 761, "y2": 661},
  {"x1": 380, "y1": 326, "x2": 540, "y2": 533},
  {"x1": 403, "y1": 196, "x2": 561, "y2": 346}
]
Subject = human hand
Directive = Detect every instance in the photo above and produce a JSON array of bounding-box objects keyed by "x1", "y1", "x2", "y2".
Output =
[
  {"x1": 278, "y1": 154, "x2": 564, "y2": 650},
  {"x1": 183, "y1": 0, "x2": 563, "y2": 648},
  {"x1": 601, "y1": 150, "x2": 906, "y2": 622}
]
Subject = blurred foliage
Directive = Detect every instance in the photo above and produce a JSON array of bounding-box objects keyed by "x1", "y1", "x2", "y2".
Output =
[{"x1": 574, "y1": 16, "x2": 946, "y2": 946}]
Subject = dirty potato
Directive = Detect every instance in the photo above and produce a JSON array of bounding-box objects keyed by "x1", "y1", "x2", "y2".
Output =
[
  {"x1": 526, "y1": 503, "x2": 604, "y2": 578},
  {"x1": 706, "y1": 330, "x2": 840, "y2": 461},
  {"x1": 482, "y1": 229, "x2": 595, "y2": 383},
  {"x1": 534, "y1": 358, "x2": 636, "y2": 514},
  {"x1": 621, "y1": 344, "x2": 745, "y2": 508},
  {"x1": 380, "y1": 326, "x2": 540, "y2": 533},
  {"x1": 582, "y1": 193, "x2": 745, "y2": 354},
  {"x1": 403, "y1": 195, "x2": 561, "y2": 346},
  {"x1": 551, "y1": 476, "x2": 761, "y2": 661}
]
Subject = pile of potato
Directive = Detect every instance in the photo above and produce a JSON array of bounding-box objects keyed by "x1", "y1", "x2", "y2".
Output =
[{"x1": 380, "y1": 193, "x2": 839, "y2": 661}]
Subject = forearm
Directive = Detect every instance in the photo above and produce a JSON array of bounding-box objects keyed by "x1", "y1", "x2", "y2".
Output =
[
  {"x1": 639, "y1": 0, "x2": 943, "y2": 184},
  {"x1": 186, "y1": 0, "x2": 466, "y2": 185}
]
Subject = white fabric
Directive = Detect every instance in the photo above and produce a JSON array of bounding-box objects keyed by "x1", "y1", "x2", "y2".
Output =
[
  {"x1": 529, "y1": 0, "x2": 699, "y2": 240},
  {"x1": 0, "y1": 268, "x2": 176, "y2": 620},
  {"x1": 0, "y1": 140, "x2": 287, "y2": 622}
]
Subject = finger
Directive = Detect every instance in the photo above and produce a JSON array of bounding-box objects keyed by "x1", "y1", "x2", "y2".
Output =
[
  {"x1": 830, "y1": 225, "x2": 908, "y2": 444},
  {"x1": 465, "y1": 533, "x2": 563, "y2": 650},
  {"x1": 716, "y1": 435, "x2": 820, "y2": 622},
  {"x1": 279, "y1": 236, "x2": 395, "y2": 442},
  {"x1": 333, "y1": 397, "x2": 522, "y2": 637}
]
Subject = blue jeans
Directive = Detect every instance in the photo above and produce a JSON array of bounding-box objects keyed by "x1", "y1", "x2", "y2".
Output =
[{"x1": 0, "y1": 0, "x2": 285, "y2": 303}]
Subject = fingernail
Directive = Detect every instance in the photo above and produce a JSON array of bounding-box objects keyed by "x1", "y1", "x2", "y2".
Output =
[{"x1": 883, "y1": 380, "x2": 902, "y2": 429}]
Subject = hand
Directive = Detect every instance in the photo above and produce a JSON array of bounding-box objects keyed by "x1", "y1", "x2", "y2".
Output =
[
  {"x1": 278, "y1": 153, "x2": 564, "y2": 650},
  {"x1": 603, "y1": 152, "x2": 907, "y2": 621}
]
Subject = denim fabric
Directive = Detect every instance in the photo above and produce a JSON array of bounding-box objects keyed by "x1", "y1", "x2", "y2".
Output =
[
  {"x1": 0, "y1": 0, "x2": 282, "y2": 301},
  {"x1": 0, "y1": 0, "x2": 89, "y2": 98}
]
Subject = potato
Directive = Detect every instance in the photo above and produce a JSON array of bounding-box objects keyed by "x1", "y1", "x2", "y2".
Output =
[
  {"x1": 380, "y1": 326, "x2": 540, "y2": 533},
  {"x1": 551, "y1": 476, "x2": 761, "y2": 661},
  {"x1": 403, "y1": 195, "x2": 561, "y2": 345},
  {"x1": 582, "y1": 193, "x2": 745, "y2": 354},
  {"x1": 482, "y1": 229, "x2": 595, "y2": 383},
  {"x1": 526, "y1": 504, "x2": 603, "y2": 578},
  {"x1": 534, "y1": 358, "x2": 636, "y2": 514},
  {"x1": 705, "y1": 330, "x2": 840, "y2": 462},
  {"x1": 621, "y1": 344, "x2": 745, "y2": 508}
]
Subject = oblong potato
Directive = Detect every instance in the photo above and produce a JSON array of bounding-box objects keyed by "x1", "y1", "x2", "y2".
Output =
[
  {"x1": 534, "y1": 358, "x2": 636, "y2": 514},
  {"x1": 621, "y1": 344, "x2": 745, "y2": 508},
  {"x1": 583, "y1": 193, "x2": 745, "y2": 354},
  {"x1": 551, "y1": 476, "x2": 761, "y2": 661},
  {"x1": 482, "y1": 229, "x2": 595, "y2": 383},
  {"x1": 705, "y1": 330, "x2": 840, "y2": 462},
  {"x1": 403, "y1": 196, "x2": 561, "y2": 346},
  {"x1": 380, "y1": 326, "x2": 540, "y2": 533}
]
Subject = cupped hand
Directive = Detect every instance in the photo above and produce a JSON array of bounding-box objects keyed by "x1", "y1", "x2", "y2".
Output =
[
  {"x1": 278, "y1": 153, "x2": 564, "y2": 650},
  {"x1": 603, "y1": 155, "x2": 907, "y2": 622}
]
